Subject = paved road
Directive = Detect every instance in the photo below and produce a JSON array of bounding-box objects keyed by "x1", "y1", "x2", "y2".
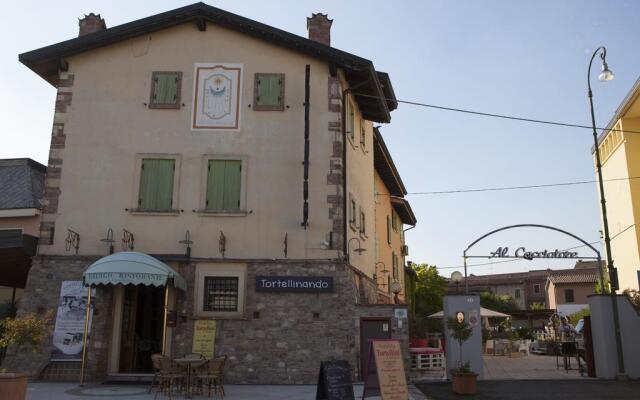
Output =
[{"x1": 416, "y1": 380, "x2": 640, "y2": 400}]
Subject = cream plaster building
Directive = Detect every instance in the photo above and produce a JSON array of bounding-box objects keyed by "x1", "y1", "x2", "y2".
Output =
[
  {"x1": 4, "y1": 3, "x2": 416, "y2": 384},
  {"x1": 595, "y1": 76, "x2": 640, "y2": 291}
]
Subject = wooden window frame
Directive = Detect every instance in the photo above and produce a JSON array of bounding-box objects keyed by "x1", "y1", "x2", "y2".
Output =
[
  {"x1": 195, "y1": 263, "x2": 247, "y2": 318},
  {"x1": 149, "y1": 71, "x2": 182, "y2": 109},
  {"x1": 199, "y1": 155, "x2": 248, "y2": 216},
  {"x1": 387, "y1": 215, "x2": 392, "y2": 244},
  {"x1": 346, "y1": 96, "x2": 356, "y2": 144},
  {"x1": 564, "y1": 289, "x2": 575, "y2": 303},
  {"x1": 131, "y1": 154, "x2": 181, "y2": 215},
  {"x1": 359, "y1": 207, "x2": 366, "y2": 236},
  {"x1": 253, "y1": 73, "x2": 285, "y2": 111}
]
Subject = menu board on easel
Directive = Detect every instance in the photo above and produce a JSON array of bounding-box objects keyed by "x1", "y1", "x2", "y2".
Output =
[
  {"x1": 192, "y1": 320, "x2": 216, "y2": 359},
  {"x1": 315, "y1": 360, "x2": 355, "y2": 400},
  {"x1": 362, "y1": 340, "x2": 409, "y2": 400}
]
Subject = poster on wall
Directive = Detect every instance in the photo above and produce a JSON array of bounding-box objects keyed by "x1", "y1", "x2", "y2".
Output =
[
  {"x1": 51, "y1": 281, "x2": 94, "y2": 361},
  {"x1": 192, "y1": 63, "x2": 243, "y2": 130},
  {"x1": 192, "y1": 320, "x2": 216, "y2": 359}
]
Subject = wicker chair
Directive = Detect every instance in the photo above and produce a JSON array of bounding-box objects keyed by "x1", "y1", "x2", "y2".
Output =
[
  {"x1": 154, "y1": 357, "x2": 185, "y2": 400},
  {"x1": 148, "y1": 353, "x2": 164, "y2": 394},
  {"x1": 196, "y1": 355, "x2": 227, "y2": 398}
]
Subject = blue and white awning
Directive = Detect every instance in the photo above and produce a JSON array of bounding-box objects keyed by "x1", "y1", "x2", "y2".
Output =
[{"x1": 83, "y1": 252, "x2": 186, "y2": 291}]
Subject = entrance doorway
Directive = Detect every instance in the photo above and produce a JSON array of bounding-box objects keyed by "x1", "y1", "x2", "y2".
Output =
[
  {"x1": 117, "y1": 285, "x2": 164, "y2": 373},
  {"x1": 360, "y1": 318, "x2": 391, "y2": 378}
]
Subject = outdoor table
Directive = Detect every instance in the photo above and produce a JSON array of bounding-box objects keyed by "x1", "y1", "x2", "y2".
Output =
[{"x1": 173, "y1": 357, "x2": 207, "y2": 398}]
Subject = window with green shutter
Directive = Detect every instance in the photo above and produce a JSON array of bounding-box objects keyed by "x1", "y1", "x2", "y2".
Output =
[
  {"x1": 254, "y1": 73, "x2": 284, "y2": 111},
  {"x1": 392, "y1": 252, "x2": 398, "y2": 279},
  {"x1": 138, "y1": 159, "x2": 175, "y2": 211},
  {"x1": 387, "y1": 215, "x2": 391, "y2": 244},
  {"x1": 206, "y1": 160, "x2": 242, "y2": 211},
  {"x1": 149, "y1": 71, "x2": 182, "y2": 109},
  {"x1": 347, "y1": 97, "x2": 355, "y2": 141}
]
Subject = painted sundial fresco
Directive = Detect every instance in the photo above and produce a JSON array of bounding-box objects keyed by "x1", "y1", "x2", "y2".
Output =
[{"x1": 192, "y1": 63, "x2": 242, "y2": 130}]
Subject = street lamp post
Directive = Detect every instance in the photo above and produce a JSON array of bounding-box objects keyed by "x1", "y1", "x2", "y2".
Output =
[{"x1": 587, "y1": 46, "x2": 626, "y2": 377}]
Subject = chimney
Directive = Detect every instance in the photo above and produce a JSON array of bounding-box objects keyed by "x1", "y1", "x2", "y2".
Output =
[
  {"x1": 307, "y1": 13, "x2": 333, "y2": 46},
  {"x1": 78, "y1": 13, "x2": 106, "y2": 36}
]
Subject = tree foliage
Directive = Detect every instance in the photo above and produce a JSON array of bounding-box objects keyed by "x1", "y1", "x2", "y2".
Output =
[
  {"x1": 0, "y1": 311, "x2": 53, "y2": 351},
  {"x1": 479, "y1": 291, "x2": 518, "y2": 314},
  {"x1": 529, "y1": 302, "x2": 545, "y2": 310},
  {"x1": 446, "y1": 317, "x2": 473, "y2": 372},
  {"x1": 409, "y1": 264, "x2": 448, "y2": 338}
]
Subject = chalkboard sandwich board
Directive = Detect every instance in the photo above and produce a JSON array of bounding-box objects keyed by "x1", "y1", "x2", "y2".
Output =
[{"x1": 316, "y1": 360, "x2": 355, "y2": 400}]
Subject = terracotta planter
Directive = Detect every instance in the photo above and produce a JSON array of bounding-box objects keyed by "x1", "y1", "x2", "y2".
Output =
[
  {"x1": 452, "y1": 371, "x2": 477, "y2": 395},
  {"x1": 0, "y1": 373, "x2": 28, "y2": 400}
]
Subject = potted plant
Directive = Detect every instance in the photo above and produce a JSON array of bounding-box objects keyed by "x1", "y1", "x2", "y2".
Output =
[
  {"x1": 0, "y1": 312, "x2": 53, "y2": 400},
  {"x1": 446, "y1": 317, "x2": 478, "y2": 395}
]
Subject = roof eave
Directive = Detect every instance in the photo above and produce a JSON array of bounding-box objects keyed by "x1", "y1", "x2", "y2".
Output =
[{"x1": 18, "y1": 3, "x2": 392, "y2": 121}]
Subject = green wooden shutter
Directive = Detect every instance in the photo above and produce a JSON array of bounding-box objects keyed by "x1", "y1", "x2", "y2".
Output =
[
  {"x1": 151, "y1": 72, "x2": 181, "y2": 108},
  {"x1": 387, "y1": 215, "x2": 391, "y2": 244},
  {"x1": 139, "y1": 159, "x2": 174, "y2": 210},
  {"x1": 254, "y1": 74, "x2": 284, "y2": 110},
  {"x1": 207, "y1": 160, "x2": 226, "y2": 210},
  {"x1": 206, "y1": 160, "x2": 241, "y2": 211},
  {"x1": 223, "y1": 160, "x2": 242, "y2": 210}
]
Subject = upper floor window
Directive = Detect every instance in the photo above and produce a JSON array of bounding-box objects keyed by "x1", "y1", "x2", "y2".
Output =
[
  {"x1": 254, "y1": 73, "x2": 285, "y2": 111},
  {"x1": 360, "y1": 124, "x2": 366, "y2": 149},
  {"x1": 349, "y1": 195, "x2": 357, "y2": 227},
  {"x1": 138, "y1": 158, "x2": 176, "y2": 211},
  {"x1": 392, "y1": 211, "x2": 400, "y2": 232},
  {"x1": 392, "y1": 252, "x2": 398, "y2": 280},
  {"x1": 564, "y1": 289, "x2": 575, "y2": 303},
  {"x1": 206, "y1": 160, "x2": 242, "y2": 212},
  {"x1": 387, "y1": 215, "x2": 392, "y2": 244},
  {"x1": 346, "y1": 96, "x2": 355, "y2": 142},
  {"x1": 359, "y1": 208, "x2": 366, "y2": 236},
  {"x1": 515, "y1": 289, "x2": 521, "y2": 299},
  {"x1": 149, "y1": 71, "x2": 182, "y2": 109},
  {"x1": 534, "y1": 284, "x2": 541, "y2": 294}
]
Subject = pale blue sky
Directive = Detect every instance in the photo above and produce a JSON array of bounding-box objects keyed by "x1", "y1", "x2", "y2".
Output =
[{"x1": 2, "y1": 1, "x2": 638, "y2": 275}]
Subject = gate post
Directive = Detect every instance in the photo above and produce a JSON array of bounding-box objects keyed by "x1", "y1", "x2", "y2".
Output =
[{"x1": 443, "y1": 295, "x2": 483, "y2": 379}]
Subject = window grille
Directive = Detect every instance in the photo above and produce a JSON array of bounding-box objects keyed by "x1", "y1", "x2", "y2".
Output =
[{"x1": 203, "y1": 277, "x2": 239, "y2": 312}]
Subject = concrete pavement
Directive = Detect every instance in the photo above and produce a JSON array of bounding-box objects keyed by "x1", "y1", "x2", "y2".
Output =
[
  {"x1": 26, "y1": 381, "x2": 427, "y2": 399},
  {"x1": 416, "y1": 380, "x2": 640, "y2": 400}
]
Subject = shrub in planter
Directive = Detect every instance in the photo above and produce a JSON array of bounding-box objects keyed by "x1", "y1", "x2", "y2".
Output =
[
  {"x1": 447, "y1": 317, "x2": 478, "y2": 395},
  {"x1": 0, "y1": 312, "x2": 53, "y2": 400}
]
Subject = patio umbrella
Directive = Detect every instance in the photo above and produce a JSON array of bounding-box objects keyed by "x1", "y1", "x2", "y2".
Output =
[{"x1": 427, "y1": 307, "x2": 511, "y2": 318}]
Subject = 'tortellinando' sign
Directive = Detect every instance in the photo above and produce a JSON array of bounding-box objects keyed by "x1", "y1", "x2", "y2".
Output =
[
  {"x1": 255, "y1": 276, "x2": 333, "y2": 293},
  {"x1": 489, "y1": 246, "x2": 579, "y2": 260}
]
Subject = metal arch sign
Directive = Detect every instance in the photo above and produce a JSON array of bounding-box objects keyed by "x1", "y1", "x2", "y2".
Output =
[{"x1": 485, "y1": 246, "x2": 585, "y2": 260}]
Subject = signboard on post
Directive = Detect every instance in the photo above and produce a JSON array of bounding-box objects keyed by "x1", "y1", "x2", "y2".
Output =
[
  {"x1": 362, "y1": 340, "x2": 409, "y2": 400},
  {"x1": 192, "y1": 320, "x2": 216, "y2": 359},
  {"x1": 51, "y1": 281, "x2": 94, "y2": 361},
  {"x1": 315, "y1": 360, "x2": 355, "y2": 400}
]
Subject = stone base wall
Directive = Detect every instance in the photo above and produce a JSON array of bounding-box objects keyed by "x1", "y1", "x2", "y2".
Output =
[
  {"x1": 1, "y1": 255, "x2": 113, "y2": 381},
  {"x1": 171, "y1": 260, "x2": 360, "y2": 384},
  {"x1": 2, "y1": 256, "x2": 409, "y2": 385}
]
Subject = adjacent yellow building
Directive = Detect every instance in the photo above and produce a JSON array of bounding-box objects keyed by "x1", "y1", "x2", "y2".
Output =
[{"x1": 596, "y1": 76, "x2": 640, "y2": 291}]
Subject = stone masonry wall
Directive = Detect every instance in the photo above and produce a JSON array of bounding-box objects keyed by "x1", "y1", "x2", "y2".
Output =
[
  {"x1": 327, "y1": 76, "x2": 344, "y2": 252},
  {"x1": 1, "y1": 255, "x2": 114, "y2": 381},
  {"x1": 171, "y1": 260, "x2": 360, "y2": 384},
  {"x1": 39, "y1": 71, "x2": 74, "y2": 246}
]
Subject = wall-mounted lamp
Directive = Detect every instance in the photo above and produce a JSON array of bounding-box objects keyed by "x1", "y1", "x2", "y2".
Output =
[
  {"x1": 179, "y1": 230, "x2": 193, "y2": 259},
  {"x1": 347, "y1": 237, "x2": 366, "y2": 262},
  {"x1": 100, "y1": 228, "x2": 115, "y2": 254},
  {"x1": 390, "y1": 280, "x2": 403, "y2": 304}
]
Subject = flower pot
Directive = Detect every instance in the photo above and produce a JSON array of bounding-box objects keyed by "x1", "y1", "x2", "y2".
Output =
[
  {"x1": 452, "y1": 371, "x2": 477, "y2": 395},
  {"x1": 0, "y1": 373, "x2": 28, "y2": 400}
]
